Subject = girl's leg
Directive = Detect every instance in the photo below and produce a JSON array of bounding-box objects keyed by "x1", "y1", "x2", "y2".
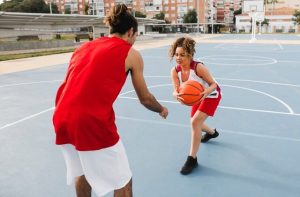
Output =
[
  {"x1": 189, "y1": 110, "x2": 209, "y2": 158},
  {"x1": 202, "y1": 122, "x2": 216, "y2": 135},
  {"x1": 180, "y1": 110, "x2": 208, "y2": 175}
]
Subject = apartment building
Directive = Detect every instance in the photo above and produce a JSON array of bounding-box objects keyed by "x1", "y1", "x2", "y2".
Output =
[
  {"x1": 160, "y1": 0, "x2": 206, "y2": 24},
  {"x1": 234, "y1": 0, "x2": 242, "y2": 11},
  {"x1": 205, "y1": 0, "x2": 216, "y2": 23},
  {"x1": 89, "y1": 0, "x2": 105, "y2": 16},
  {"x1": 47, "y1": 0, "x2": 87, "y2": 14},
  {"x1": 50, "y1": 0, "x2": 241, "y2": 25},
  {"x1": 215, "y1": 0, "x2": 241, "y2": 23},
  {"x1": 143, "y1": 0, "x2": 161, "y2": 18},
  {"x1": 48, "y1": 0, "x2": 104, "y2": 16}
]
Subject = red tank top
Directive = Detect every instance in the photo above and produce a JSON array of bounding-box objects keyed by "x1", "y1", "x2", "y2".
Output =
[{"x1": 53, "y1": 37, "x2": 131, "y2": 151}]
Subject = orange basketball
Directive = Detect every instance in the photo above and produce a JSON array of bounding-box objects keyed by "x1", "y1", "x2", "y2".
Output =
[{"x1": 179, "y1": 80, "x2": 204, "y2": 106}]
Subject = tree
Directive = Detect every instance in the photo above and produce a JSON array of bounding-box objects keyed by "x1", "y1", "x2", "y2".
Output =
[
  {"x1": 293, "y1": 10, "x2": 300, "y2": 25},
  {"x1": 0, "y1": 0, "x2": 58, "y2": 13},
  {"x1": 153, "y1": 11, "x2": 169, "y2": 23},
  {"x1": 153, "y1": 11, "x2": 165, "y2": 20},
  {"x1": 134, "y1": 11, "x2": 146, "y2": 18},
  {"x1": 261, "y1": 18, "x2": 270, "y2": 25},
  {"x1": 64, "y1": 7, "x2": 71, "y2": 14},
  {"x1": 0, "y1": 0, "x2": 23, "y2": 12},
  {"x1": 233, "y1": 8, "x2": 242, "y2": 25},
  {"x1": 271, "y1": 0, "x2": 278, "y2": 15},
  {"x1": 264, "y1": 0, "x2": 278, "y2": 15},
  {"x1": 183, "y1": 9, "x2": 197, "y2": 23},
  {"x1": 44, "y1": 2, "x2": 59, "y2": 13},
  {"x1": 164, "y1": 18, "x2": 171, "y2": 24},
  {"x1": 84, "y1": 2, "x2": 89, "y2": 15},
  {"x1": 19, "y1": 0, "x2": 47, "y2": 12},
  {"x1": 256, "y1": 18, "x2": 269, "y2": 26}
]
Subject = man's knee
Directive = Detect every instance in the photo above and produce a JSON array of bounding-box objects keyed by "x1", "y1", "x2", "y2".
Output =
[
  {"x1": 75, "y1": 175, "x2": 91, "y2": 197},
  {"x1": 114, "y1": 178, "x2": 132, "y2": 197}
]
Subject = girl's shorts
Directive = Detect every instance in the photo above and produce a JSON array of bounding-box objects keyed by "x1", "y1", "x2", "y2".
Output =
[{"x1": 191, "y1": 86, "x2": 222, "y2": 117}]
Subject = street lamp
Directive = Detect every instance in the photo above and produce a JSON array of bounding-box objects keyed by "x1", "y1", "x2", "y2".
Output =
[
  {"x1": 49, "y1": 0, "x2": 52, "y2": 14},
  {"x1": 197, "y1": 0, "x2": 200, "y2": 33}
]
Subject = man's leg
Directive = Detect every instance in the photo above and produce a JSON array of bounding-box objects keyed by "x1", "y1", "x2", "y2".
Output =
[
  {"x1": 75, "y1": 175, "x2": 91, "y2": 197},
  {"x1": 114, "y1": 178, "x2": 132, "y2": 197}
]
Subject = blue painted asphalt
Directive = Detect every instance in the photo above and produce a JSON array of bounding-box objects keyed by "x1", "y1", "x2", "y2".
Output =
[{"x1": 1, "y1": 34, "x2": 300, "y2": 197}]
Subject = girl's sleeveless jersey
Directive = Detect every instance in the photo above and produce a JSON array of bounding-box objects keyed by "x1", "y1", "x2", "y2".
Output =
[
  {"x1": 53, "y1": 37, "x2": 131, "y2": 151},
  {"x1": 175, "y1": 60, "x2": 220, "y2": 98}
]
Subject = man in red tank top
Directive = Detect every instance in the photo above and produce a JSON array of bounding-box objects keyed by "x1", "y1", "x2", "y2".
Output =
[{"x1": 53, "y1": 4, "x2": 168, "y2": 197}]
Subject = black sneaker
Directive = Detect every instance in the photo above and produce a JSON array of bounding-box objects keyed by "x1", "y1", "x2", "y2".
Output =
[
  {"x1": 201, "y1": 129, "x2": 219, "y2": 143},
  {"x1": 180, "y1": 156, "x2": 198, "y2": 175}
]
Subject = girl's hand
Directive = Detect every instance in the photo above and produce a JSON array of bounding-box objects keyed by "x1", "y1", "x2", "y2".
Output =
[
  {"x1": 200, "y1": 89, "x2": 209, "y2": 101},
  {"x1": 173, "y1": 91, "x2": 179, "y2": 100},
  {"x1": 173, "y1": 91, "x2": 185, "y2": 104}
]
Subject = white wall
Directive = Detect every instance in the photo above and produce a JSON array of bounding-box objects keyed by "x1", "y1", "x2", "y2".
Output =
[{"x1": 235, "y1": 14, "x2": 298, "y2": 33}]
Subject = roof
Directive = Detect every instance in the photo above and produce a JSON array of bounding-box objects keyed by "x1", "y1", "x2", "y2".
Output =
[
  {"x1": 0, "y1": 11, "x2": 165, "y2": 30},
  {"x1": 266, "y1": 7, "x2": 296, "y2": 15}
]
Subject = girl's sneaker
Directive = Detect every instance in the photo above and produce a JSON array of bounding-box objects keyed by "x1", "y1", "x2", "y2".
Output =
[{"x1": 201, "y1": 129, "x2": 219, "y2": 143}]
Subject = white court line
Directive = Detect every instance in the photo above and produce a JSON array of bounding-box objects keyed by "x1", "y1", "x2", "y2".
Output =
[
  {"x1": 213, "y1": 43, "x2": 281, "y2": 52},
  {"x1": 223, "y1": 84, "x2": 294, "y2": 114},
  {"x1": 1, "y1": 77, "x2": 299, "y2": 132},
  {"x1": 198, "y1": 55, "x2": 277, "y2": 66},
  {"x1": 277, "y1": 42, "x2": 284, "y2": 50},
  {"x1": 0, "y1": 107, "x2": 54, "y2": 131},
  {"x1": 119, "y1": 82, "x2": 296, "y2": 115},
  {"x1": 218, "y1": 106, "x2": 299, "y2": 116},
  {"x1": 0, "y1": 80, "x2": 62, "y2": 88},
  {"x1": 1, "y1": 107, "x2": 299, "y2": 143},
  {"x1": 116, "y1": 116, "x2": 300, "y2": 143},
  {"x1": 215, "y1": 77, "x2": 300, "y2": 88},
  {"x1": 1, "y1": 77, "x2": 299, "y2": 88},
  {"x1": 144, "y1": 76, "x2": 300, "y2": 88},
  {"x1": 214, "y1": 43, "x2": 226, "y2": 49},
  {"x1": 119, "y1": 84, "x2": 171, "y2": 96},
  {"x1": 202, "y1": 57, "x2": 273, "y2": 62},
  {"x1": 278, "y1": 60, "x2": 300, "y2": 63},
  {"x1": 118, "y1": 96, "x2": 300, "y2": 116}
]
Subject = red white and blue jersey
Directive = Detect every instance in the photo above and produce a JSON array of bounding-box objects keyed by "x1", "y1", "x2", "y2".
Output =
[{"x1": 53, "y1": 37, "x2": 132, "y2": 151}]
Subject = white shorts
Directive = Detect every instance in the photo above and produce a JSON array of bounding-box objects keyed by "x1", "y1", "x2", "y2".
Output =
[{"x1": 60, "y1": 140, "x2": 132, "y2": 197}]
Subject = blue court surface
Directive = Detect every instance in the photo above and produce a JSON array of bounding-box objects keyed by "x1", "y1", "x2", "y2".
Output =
[{"x1": 1, "y1": 34, "x2": 300, "y2": 197}]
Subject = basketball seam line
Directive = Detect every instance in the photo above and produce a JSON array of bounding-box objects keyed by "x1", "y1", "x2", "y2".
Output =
[{"x1": 185, "y1": 84, "x2": 203, "y2": 91}]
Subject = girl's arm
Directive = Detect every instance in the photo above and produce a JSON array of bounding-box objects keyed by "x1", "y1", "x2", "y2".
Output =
[
  {"x1": 171, "y1": 67, "x2": 180, "y2": 99},
  {"x1": 196, "y1": 63, "x2": 217, "y2": 100}
]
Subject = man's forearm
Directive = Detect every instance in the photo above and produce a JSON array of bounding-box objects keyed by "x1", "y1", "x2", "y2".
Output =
[{"x1": 140, "y1": 94, "x2": 163, "y2": 113}]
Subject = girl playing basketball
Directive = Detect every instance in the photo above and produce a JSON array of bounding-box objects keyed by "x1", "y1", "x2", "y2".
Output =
[{"x1": 169, "y1": 37, "x2": 222, "y2": 175}]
